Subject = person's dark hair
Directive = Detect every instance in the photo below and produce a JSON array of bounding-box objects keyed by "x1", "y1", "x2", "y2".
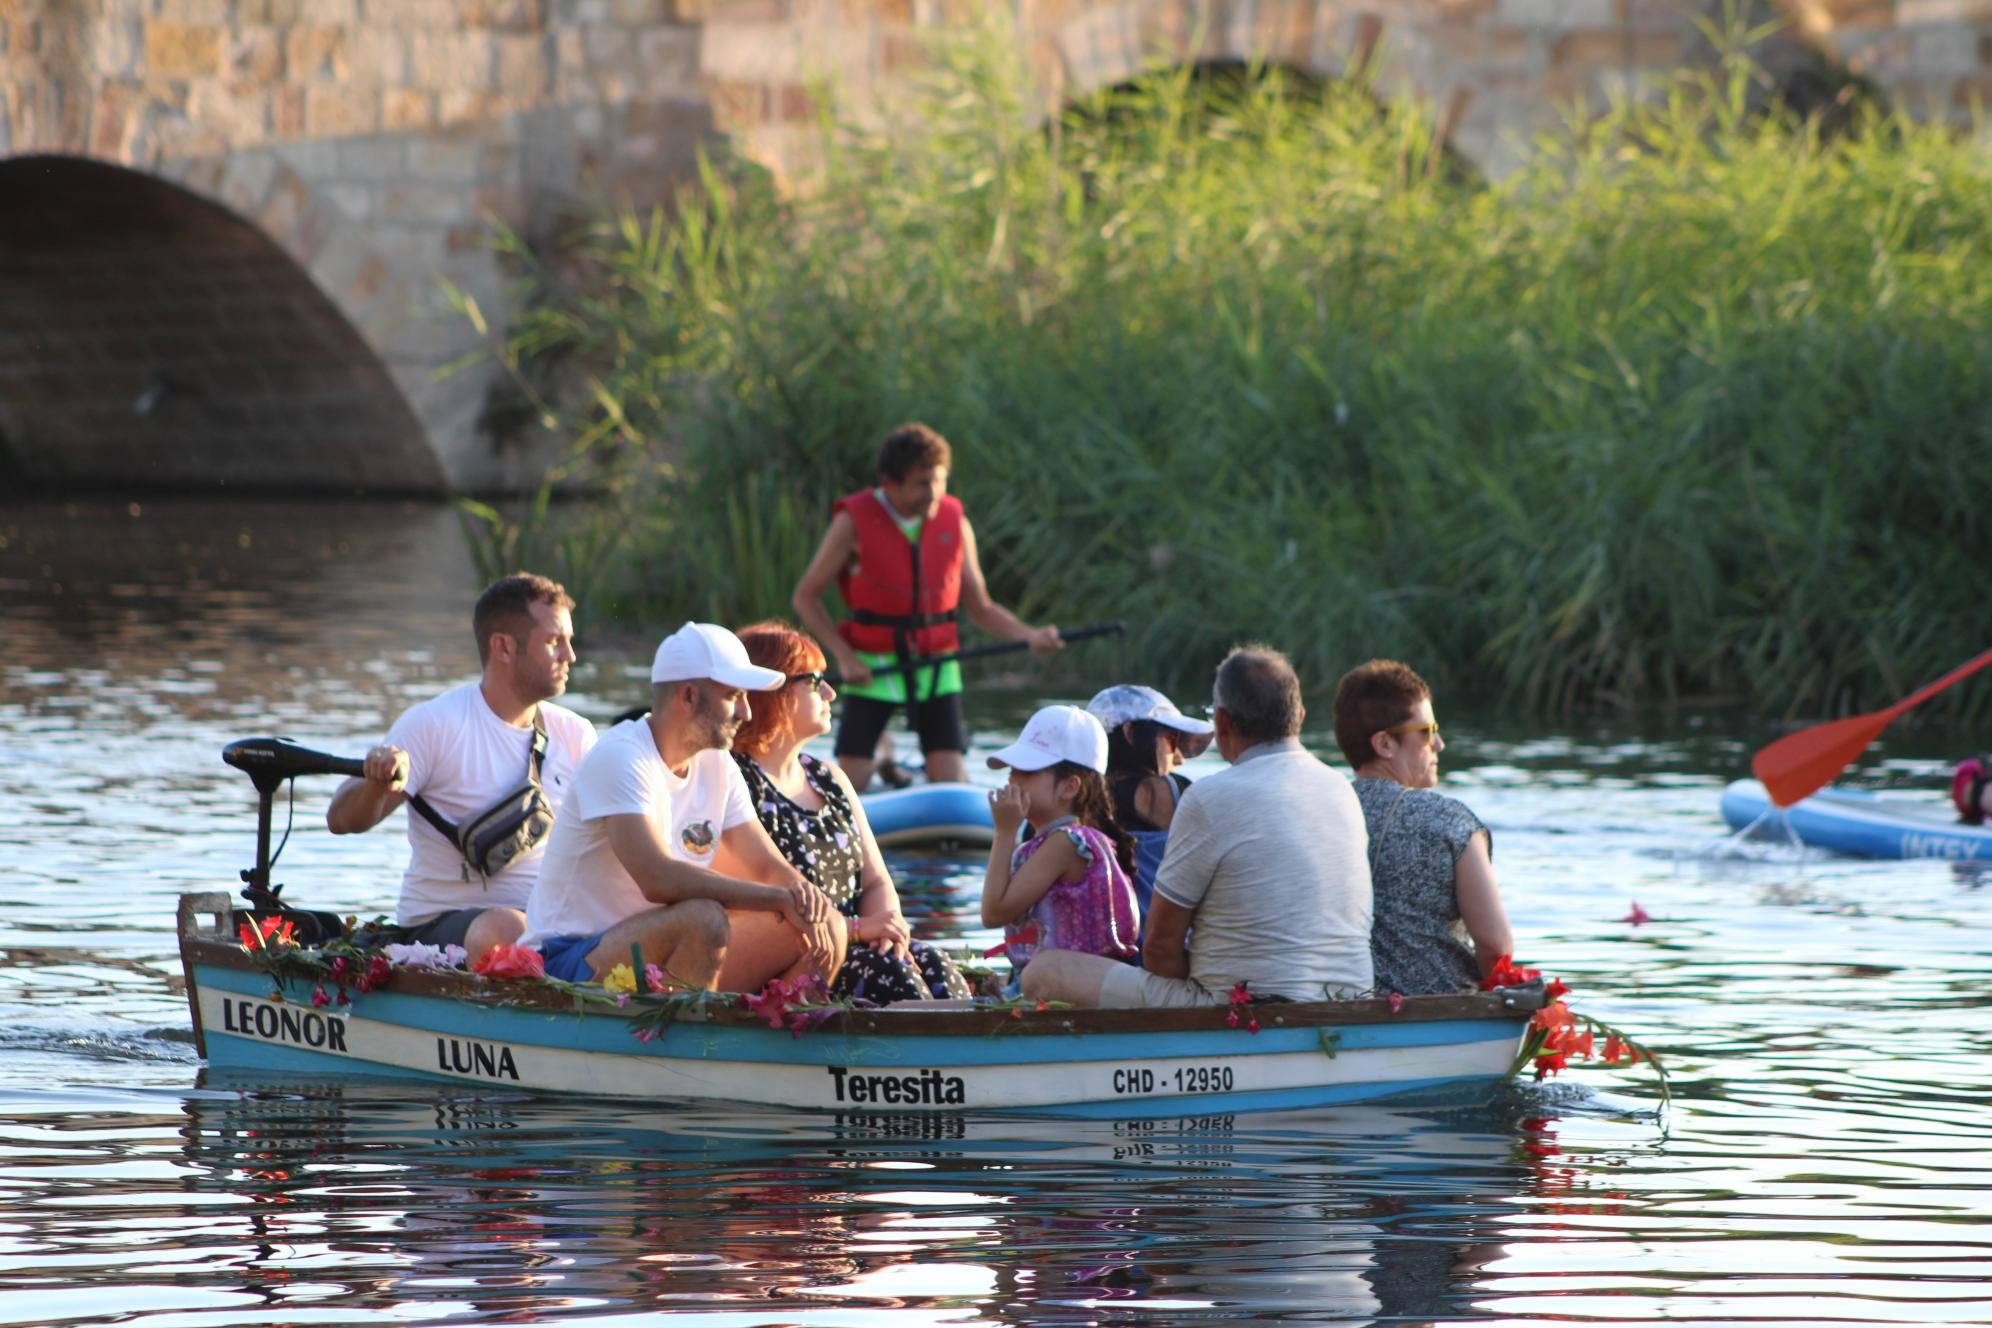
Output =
[
  {"x1": 1212, "y1": 645, "x2": 1304, "y2": 744},
  {"x1": 1104, "y1": 718, "x2": 1169, "y2": 778},
  {"x1": 1055, "y1": 760, "x2": 1137, "y2": 876},
  {"x1": 1331, "y1": 659, "x2": 1432, "y2": 768},
  {"x1": 875, "y1": 422, "x2": 953, "y2": 482},
  {"x1": 473, "y1": 573, "x2": 574, "y2": 665}
]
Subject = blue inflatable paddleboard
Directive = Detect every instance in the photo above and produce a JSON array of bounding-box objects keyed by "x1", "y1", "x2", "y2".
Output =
[
  {"x1": 861, "y1": 782, "x2": 996, "y2": 848},
  {"x1": 1720, "y1": 778, "x2": 1992, "y2": 862}
]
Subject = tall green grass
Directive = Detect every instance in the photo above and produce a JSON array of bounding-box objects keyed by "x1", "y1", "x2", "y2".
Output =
[{"x1": 478, "y1": 23, "x2": 1992, "y2": 718}]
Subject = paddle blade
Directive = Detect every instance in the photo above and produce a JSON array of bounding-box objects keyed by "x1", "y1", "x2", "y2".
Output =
[{"x1": 1750, "y1": 710, "x2": 1893, "y2": 807}]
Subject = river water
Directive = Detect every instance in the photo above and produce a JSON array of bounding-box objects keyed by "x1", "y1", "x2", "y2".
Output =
[{"x1": 2, "y1": 495, "x2": 1989, "y2": 1327}]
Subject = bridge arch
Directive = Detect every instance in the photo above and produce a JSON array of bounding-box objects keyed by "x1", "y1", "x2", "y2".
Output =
[{"x1": 0, "y1": 156, "x2": 447, "y2": 493}]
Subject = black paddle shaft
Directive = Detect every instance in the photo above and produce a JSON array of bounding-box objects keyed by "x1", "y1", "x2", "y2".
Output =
[
  {"x1": 610, "y1": 621, "x2": 1127, "y2": 724},
  {"x1": 831, "y1": 620, "x2": 1126, "y2": 685}
]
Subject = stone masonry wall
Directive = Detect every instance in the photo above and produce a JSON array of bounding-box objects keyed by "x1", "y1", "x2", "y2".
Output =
[{"x1": 0, "y1": 0, "x2": 1987, "y2": 492}]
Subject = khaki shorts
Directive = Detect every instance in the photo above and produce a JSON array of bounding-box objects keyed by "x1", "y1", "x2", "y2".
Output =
[{"x1": 1098, "y1": 962, "x2": 1227, "y2": 1009}]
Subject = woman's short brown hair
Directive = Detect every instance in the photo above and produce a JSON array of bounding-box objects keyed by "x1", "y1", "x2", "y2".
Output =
[
  {"x1": 1331, "y1": 659, "x2": 1432, "y2": 768},
  {"x1": 875, "y1": 423, "x2": 952, "y2": 482},
  {"x1": 732, "y1": 621, "x2": 827, "y2": 759}
]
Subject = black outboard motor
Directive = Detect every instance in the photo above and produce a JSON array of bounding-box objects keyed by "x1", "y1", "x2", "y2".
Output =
[{"x1": 223, "y1": 737, "x2": 366, "y2": 943}]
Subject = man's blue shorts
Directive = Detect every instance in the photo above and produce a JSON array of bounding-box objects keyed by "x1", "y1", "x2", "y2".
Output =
[{"x1": 538, "y1": 931, "x2": 609, "y2": 983}]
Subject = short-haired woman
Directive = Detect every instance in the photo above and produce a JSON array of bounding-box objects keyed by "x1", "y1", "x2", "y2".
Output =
[
  {"x1": 732, "y1": 621, "x2": 971, "y2": 1002},
  {"x1": 1331, "y1": 660, "x2": 1513, "y2": 996}
]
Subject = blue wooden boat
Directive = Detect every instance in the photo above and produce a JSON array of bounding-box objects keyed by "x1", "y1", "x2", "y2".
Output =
[
  {"x1": 859, "y1": 781, "x2": 996, "y2": 847},
  {"x1": 178, "y1": 893, "x2": 1543, "y2": 1117},
  {"x1": 1720, "y1": 778, "x2": 1992, "y2": 861}
]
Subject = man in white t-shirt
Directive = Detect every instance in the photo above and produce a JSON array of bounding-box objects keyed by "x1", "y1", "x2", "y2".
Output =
[
  {"x1": 327, "y1": 573, "x2": 597, "y2": 961},
  {"x1": 1021, "y1": 645, "x2": 1374, "y2": 1007},
  {"x1": 523, "y1": 622, "x2": 847, "y2": 990}
]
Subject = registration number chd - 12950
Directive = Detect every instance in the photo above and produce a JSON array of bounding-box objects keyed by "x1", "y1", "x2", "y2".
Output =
[{"x1": 1112, "y1": 1064, "x2": 1237, "y2": 1095}]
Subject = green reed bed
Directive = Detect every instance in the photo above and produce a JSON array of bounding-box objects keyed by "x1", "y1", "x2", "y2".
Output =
[{"x1": 471, "y1": 32, "x2": 1992, "y2": 717}]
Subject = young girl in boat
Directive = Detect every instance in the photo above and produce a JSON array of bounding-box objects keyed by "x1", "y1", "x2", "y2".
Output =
[{"x1": 981, "y1": 706, "x2": 1142, "y2": 986}]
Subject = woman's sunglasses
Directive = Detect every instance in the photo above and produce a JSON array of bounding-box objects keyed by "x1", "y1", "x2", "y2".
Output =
[
  {"x1": 1385, "y1": 720, "x2": 1441, "y2": 741},
  {"x1": 788, "y1": 670, "x2": 833, "y2": 696}
]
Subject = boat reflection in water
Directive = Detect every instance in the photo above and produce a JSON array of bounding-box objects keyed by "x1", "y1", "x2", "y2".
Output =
[{"x1": 178, "y1": 1076, "x2": 1576, "y2": 1323}]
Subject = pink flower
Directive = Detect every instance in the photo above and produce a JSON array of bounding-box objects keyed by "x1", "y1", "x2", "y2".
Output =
[
  {"x1": 1622, "y1": 901, "x2": 1652, "y2": 926},
  {"x1": 1387, "y1": 992, "x2": 1404, "y2": 1014},
  {"x1": 310, "y1": 985, "x2": 332, "y2": 1008},
  {"x1": 644, "y1": 963, "x2": 666, "y2": 993}
]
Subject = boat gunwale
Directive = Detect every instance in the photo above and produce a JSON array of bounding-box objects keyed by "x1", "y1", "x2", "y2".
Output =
[{"x1": 179, "y1": 891, "x2": 1544, "y2": 1040}]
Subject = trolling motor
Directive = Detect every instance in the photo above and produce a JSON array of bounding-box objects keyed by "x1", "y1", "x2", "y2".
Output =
[{"x1": 221, "y1": 738, "x2": 364, "y2": 919}]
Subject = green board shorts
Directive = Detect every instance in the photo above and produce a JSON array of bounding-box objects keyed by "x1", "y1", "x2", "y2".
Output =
[
  {"x1": 835, "y1": 652, "x2": 968, "y2": 757},
  {"x1": 838, "y1": 650, "x2": 962, "y2": 705}
]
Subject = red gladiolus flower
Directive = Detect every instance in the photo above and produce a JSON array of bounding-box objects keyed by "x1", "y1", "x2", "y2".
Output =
[
  {"x1": 1545, "y1": 977, "x2": 1570, "y2": 1001},
  {"x1": 472, "y1": 944, "x2": 545, "y2": 981},
  {"x1": 1603, "y1": 1035, "x2": 1625, "y2": 1064},
  {"x1": 1533, "y1": 1052, "x2": 1569, "y2": 1080},
  {"x1": 1387, "y1": 992, "x2": 1405, "y2": 1014},
  {"x1": 1479, "y1": 954, "x2": 1541, "y2": 990},
  {"x1": 310, "y1": 986, "x2": 332, "y2": 1008},
  {"x1": 1622, "y1": 901, "x2": 1651, "y2": 926}
]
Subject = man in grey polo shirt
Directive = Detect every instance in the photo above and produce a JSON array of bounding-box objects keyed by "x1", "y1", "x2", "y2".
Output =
[{"x1": 1021, "y1": 645, "x2": 1373, "y2": 1006}]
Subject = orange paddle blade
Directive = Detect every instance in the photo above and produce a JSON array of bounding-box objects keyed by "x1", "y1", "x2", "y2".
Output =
[
  {"x1": 1751, "y1": 710, "x2": 1894, "y2": 808},
  {"x1": 1751, "y1": 647, "x2": 1992, "y2": 807}
]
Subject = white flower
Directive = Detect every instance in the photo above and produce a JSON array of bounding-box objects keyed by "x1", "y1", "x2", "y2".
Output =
[{"x1": 381, "y1": 942, "x2": 467, "y2": 970}]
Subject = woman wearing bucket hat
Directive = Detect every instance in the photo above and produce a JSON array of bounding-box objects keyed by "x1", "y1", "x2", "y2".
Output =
[
  {"x1": 1085, "y1": 685, "x2": 1215, "y2": 921},
  {"x1": 980, "y1": 705, "x2": 1142, "y2": 987}
]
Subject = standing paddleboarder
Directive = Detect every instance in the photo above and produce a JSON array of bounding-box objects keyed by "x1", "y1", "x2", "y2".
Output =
[{"x1": 792, "y1": 423, "x2": 1063, "y2": 790}]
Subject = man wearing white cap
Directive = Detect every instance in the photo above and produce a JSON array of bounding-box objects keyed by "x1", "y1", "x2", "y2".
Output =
[
  {"x1": 1024, "y1": 645, "x2": 1373, "y2": 1008},
  {"x1": 522, "y1": 623, "x2": 846, "y2": 991}
]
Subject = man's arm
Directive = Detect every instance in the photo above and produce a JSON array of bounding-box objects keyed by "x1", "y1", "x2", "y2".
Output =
[
  {"x1": 1141, "y1": 895, "x2": 1196, "y2": 979},
  {"x1": 956, "y1": 518, "x2": 1061, "y2": 653},
  {"x1": 325, "y1": 743, "x2": 410, "y2": 834},
  {"x1": 604, "y1": 814, "x2": 801, "y2": 914},
  {"x1": 791, "y1": 510, "x2": 869, "y2": 682}
]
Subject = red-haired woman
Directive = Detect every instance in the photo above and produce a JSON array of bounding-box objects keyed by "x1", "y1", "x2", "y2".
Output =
[
  {"x1": 732, "y1": 621, "x2": 971, "y2": 1002},
  {"x1": 1332, "y1": 660, "x2": 1514, "y2": 996}
]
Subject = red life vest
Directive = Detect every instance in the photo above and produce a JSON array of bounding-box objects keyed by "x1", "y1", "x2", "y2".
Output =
[{"x1": 834, "y1": 489, "x2": 964, "y2": 656}]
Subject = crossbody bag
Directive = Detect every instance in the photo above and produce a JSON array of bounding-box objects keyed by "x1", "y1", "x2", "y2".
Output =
[{"x1": 407, "y1": 708, "x2": 556, "y2": 880}]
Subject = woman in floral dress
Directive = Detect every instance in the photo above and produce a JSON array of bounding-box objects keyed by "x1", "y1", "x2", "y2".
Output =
[{"x1": 731, "y1": 622, "x2": 970, "y2": 1003}]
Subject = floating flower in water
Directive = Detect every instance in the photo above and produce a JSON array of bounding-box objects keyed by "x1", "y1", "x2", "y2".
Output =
[
  {"x1": 1622, "y1": 901, "x2": 1652, "y2": 926},
  {"x1": 473, "y1": 944, "x2": 544, "y2": 981}
]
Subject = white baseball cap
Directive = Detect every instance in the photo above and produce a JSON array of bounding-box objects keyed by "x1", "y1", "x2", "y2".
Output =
[
  {"x1": 987, "y1": 704, "x2": 1109, "y2": 773},
  {"x1": 1086, "y1": 684, "x2": 1215, "y2": 758},
  {"x1": 650, "y1": 622, "x2": 785, "y2": 691}
]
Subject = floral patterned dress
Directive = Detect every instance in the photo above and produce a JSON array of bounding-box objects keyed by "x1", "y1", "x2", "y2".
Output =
[{"x1": 735, "y1": 753, "x2": 970, "y2": 1003}]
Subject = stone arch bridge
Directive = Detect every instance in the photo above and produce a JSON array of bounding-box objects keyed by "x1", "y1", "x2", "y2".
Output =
[{"x1": 1, "y1": 0, "x2": 1984, "y2": 494}]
